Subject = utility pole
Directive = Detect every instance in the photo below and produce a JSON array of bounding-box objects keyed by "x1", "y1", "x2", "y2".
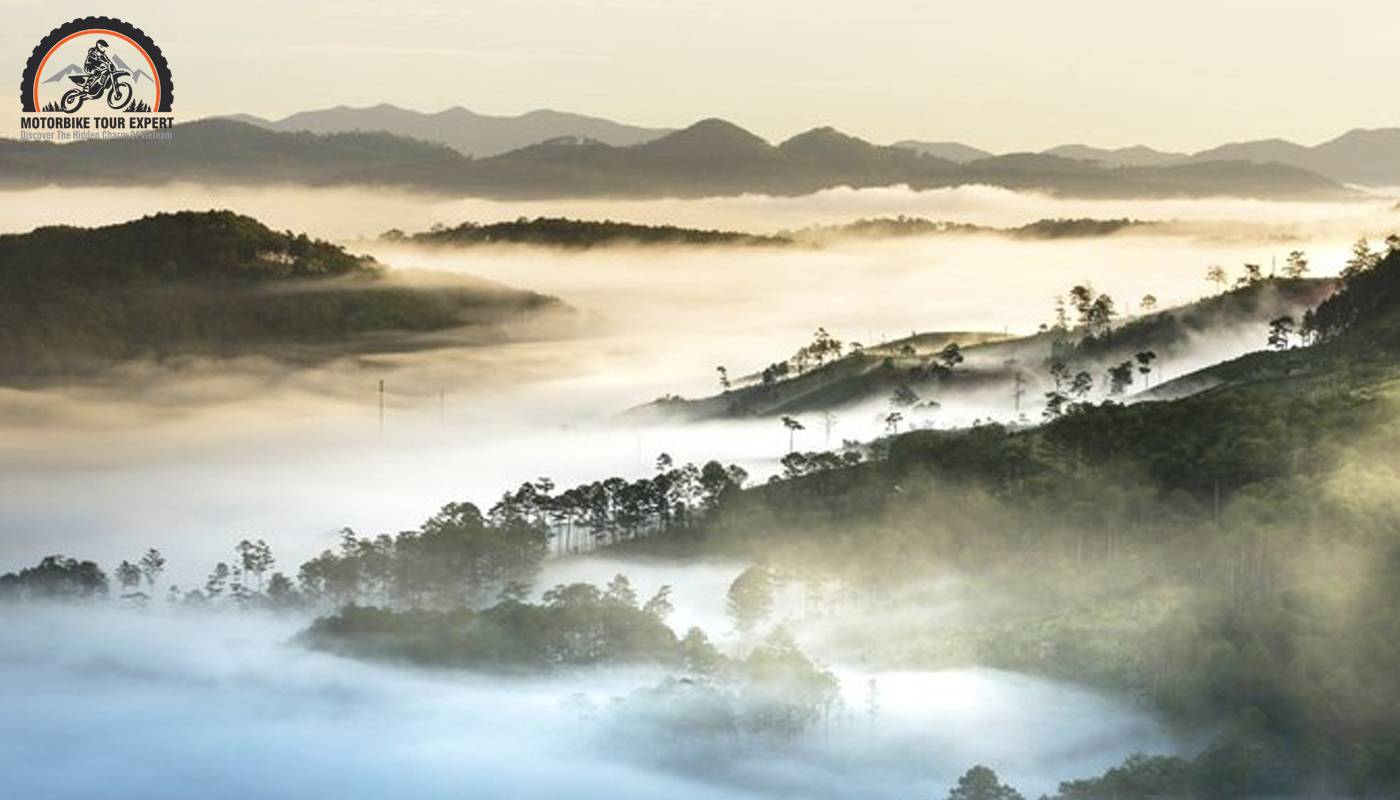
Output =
[{"x1": 378, "y1": 379, "x2": 385, "y2": 432}]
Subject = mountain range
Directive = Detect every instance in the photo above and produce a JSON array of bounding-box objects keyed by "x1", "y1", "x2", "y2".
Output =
[
  {"x1": 219, "y1": 104, "x2": 1400, "y2": 187},
  {"x1": 222, "y1": 104, "x2": 671, "y2": 158},
  {"x1": 905, "y1": 130, "x2": 1400, "y2": 185},
  {"x1": 0, "y1": 117, "x2": 1351, "y2": 201}
]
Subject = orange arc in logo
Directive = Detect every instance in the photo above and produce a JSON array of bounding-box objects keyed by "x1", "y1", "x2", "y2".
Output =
[{"x1": 32, "y1": 28, "x2": 161, "y2": 112}]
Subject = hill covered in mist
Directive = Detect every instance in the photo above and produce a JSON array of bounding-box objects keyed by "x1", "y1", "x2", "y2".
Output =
[
  {"x1": 0, "y1": 211, "x2": 567, "y2": 381},
  {"x1": 616, "y1": 244, "x2": 1400, "y2": 797},
  {"x1": 782, "y1": 215, "x2": 1159, "y2": 245},
  {"x1": 641, "y1": 277, "x2": 1334, "y2": 422},
  {"x1": 382, "y1": 215, "x2": 1168, "y2": 251},
  {"x1": 0, "y1": 119, "x2": 1351, "y2": 201},
  {"x1": 10, "y1": 233, "x2": 1400, "y2": 798},
  {"x1": 382, "y1": 216, "x2": 792, "y2": 249}
]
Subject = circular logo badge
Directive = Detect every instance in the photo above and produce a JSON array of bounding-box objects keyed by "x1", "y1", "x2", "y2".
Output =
[{"x1": 20, "y1": 16, "x2": 173, "y2": 114}]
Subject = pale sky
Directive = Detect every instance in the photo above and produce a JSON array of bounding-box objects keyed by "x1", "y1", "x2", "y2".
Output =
[{"x1": 5, "y1": 0, "x2": 1399, "y2": 151}]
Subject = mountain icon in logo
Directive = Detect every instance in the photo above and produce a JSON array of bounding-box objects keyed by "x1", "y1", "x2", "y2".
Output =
[{"x1": 41, "y1": 55, "x2": 150, "y2": 85}]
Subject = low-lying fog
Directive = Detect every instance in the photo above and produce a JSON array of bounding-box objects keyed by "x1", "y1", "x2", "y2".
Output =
[
  {"x1": 3, "y1": 182, "x2": 1397, "y2": 237},
  {"x1": 9, "y1": 183, "x2": 1365, "y2": 797},
  {"x1": 0, "y1": 557, "x2": 1183, "y2": 800},
  {"x1": 2, "y1": 185, "x2": 1399, "y2": 572}
]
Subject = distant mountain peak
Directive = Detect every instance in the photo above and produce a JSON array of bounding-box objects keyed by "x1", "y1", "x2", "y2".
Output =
[
  {"x1": 681, "y1": 117, "x2": 765, "y2": 138},
  {"x1": 781, "y1": 126, "x2": 870, "y2": 147},
  {"x1": 644, "y1": 118, "x2": 772, "y2": 156},
  {"x1": 892, "y1": 140, "x2": 994, "y2": 163}
]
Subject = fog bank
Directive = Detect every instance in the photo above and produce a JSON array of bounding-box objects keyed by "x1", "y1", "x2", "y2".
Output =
[{"x1": 0, "y1": 601, "x2": 1181, "y2": 800}]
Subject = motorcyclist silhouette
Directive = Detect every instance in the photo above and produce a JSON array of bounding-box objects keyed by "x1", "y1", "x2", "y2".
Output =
[
  {"x1": 82, "y1": 39, "x2": 114, "y2": 93},
  {"x1": 57, "y1": 37, "x2": 134, "y2": 113}
]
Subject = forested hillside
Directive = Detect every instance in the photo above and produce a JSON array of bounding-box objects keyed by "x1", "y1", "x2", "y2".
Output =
[
  {"x1": 624, "y1": 246, "x2": 1400, "y2": 797},
  {"x1": 0, "y1": 211, "x2": 566, "y2": 380},
  {"x1": 382, "y1": 216, "x2": 791, "y2": 249},
  {"x1": 646, "y1": 277, "x2": 1333, "y2": 421}
]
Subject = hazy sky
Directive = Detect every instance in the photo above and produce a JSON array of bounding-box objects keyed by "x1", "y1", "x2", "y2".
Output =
[{"x1": 4, "y1": 1, "x2": 1399, "y2": 150}]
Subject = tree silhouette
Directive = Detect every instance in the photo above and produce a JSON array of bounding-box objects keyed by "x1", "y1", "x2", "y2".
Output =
[
  {"x1": 115, "y1": 560, "x2": 142, "y2": 594},
  {"x1": 205, "y1": 562, "x2": 230, "y2": 600},
  {"x1": 1087, "y1": 294, "x2": 1117, "y2": 334},
  {"x1": 1135, "y1": 350, "x2": 1158, "y2": 388},
  {"x1": 781, "y1": 416, "x2": 805, "y2": 453},
  {"x1": 1069, "y1": 370, "x2": 1094, "y2": 399},
  {"x1": 1043, "y1": 360, "x2": 1071, "y2": 419},
  {"x1": 235, "y1": 539, "x2": 275, "y2": 593},
  {"x1": 1108, "y1": 360, "x2": 1135, "y2": 396},
  {"x1": 1237, "y1": 264, "x2": 1263, "y2": 287},
  {"x1": 138, "y1": 548, "x2": 165, "y2": 590},
  {"x1": 1069, "y1": 284, "x2": 1095, "y2": 327},
  {"x1": 1342, "y1": 238, "x2": 1378, "y2": 279},
  {"x1": 1268, "y1": 315, "x2": 1295, "y2": 350},
  {"x1": 946, "y1": 766, "x2": 1024, "y2": 800},
  {"x1": 1283, "y1": 250, "x2": 1309, "y2": 278},
  {"x1": 1206, "y1": 264, "x2": 1229, "y2": 292}
]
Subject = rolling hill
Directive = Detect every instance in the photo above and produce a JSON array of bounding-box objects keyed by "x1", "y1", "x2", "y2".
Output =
[
  {"x1": 383, "y1": 216, "x2": 791, "y2": 249},
  {"x1": 637, "y1": 278, "x2": 1336, "y2": 422},
  {"x1": 0, "y1": 211, "x2": 568, "y2": 381}
]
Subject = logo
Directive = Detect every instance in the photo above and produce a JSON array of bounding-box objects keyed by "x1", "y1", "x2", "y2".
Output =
[{"x1": 19, "y1": 16, "x2": 174, "y2": 140}]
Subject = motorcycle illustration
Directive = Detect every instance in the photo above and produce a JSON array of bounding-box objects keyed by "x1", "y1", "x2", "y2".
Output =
[{"x1": 59, "y1": 70, "x2": 133, "y2": 113}]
